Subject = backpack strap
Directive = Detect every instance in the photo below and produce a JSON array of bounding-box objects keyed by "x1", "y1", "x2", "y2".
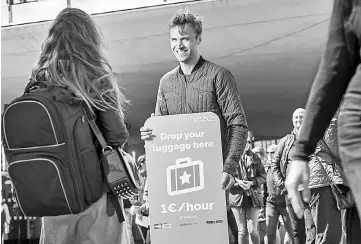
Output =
[
  {"x1": 83, "y1": 107, "x2": 125, "y2": 223},
  {"x1": 24, "y1": 81, "x2": 77, "y2": 105},
  {"x1": 24, "y1": 80, "x2": 53, "y2": 94},
  {"x1": 83, "y1": 108, "x2": 108, "y2": 152}
]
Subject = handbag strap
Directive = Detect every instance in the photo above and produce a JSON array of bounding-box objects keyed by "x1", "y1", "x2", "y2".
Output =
[{"x1": 83, "y1": 106, "x2": 125, "y2": 223}]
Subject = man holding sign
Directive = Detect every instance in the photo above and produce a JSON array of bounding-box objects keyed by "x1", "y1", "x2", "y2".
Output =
[{"x1": 140, "y1": 8, "x2": 248, "y2": 192}]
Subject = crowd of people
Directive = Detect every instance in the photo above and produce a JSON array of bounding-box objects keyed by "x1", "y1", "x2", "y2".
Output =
[
  {"x1": 222, "y1": 107, "x2": 351, "y2": 244},
  {"x1": 128, "y1": 108, "x2": 353, "y2": 244},
  {"x1": 2, "y1": 0, "x2": 361, "y2": 243}
]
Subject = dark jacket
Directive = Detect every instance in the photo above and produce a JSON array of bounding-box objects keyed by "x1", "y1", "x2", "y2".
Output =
[
  {"x1": 229, "y1": 150, "x2": 266, "y2": 207},
  {"x1": 272, "y1": 129, "x2": 332, "y2": 191},
  {"x1": 96, "y1": 109, "x2": 129, "y2": 148},
  {"x1": 266, "y1": 167, "x2": 287, "y2": 206},
  {"x1": 292, "y1": 0, "x2": 360, "y2": 161},
  {"x1": 290, "y1": 0, "x2": 360, "y2": 208},
  {"x1": 155, "y1": 56, "x2": 248, "y2": 176},
  {"x1": 271, "y1": 130, "x2": 297, "y2": 191}
]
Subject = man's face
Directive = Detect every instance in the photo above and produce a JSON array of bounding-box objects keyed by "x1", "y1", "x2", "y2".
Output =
[
  {"x1": 169, "y1": 23, "x2": 201, "y2": 64},
  {"x1": 266, "y1": 149, "x2": 276, "y2": 162},
  {"x1": 292, "y1": 109, "x2": 305, "y2": 130}
]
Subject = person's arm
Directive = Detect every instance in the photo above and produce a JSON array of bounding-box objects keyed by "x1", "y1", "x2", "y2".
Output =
[
  {"x1": 155, "y1": 77, "x2": 169, "y2": 116},
  {"x1": 271, "y1": 137, "x2": 287, "y2": 189},
  {"x1": 292, "y1": 0, "x2": 358, "y2": 161},
  {"x1": 215, "y1": 68, "x2": 248, "y2": 176},
  {"x1": 97, "y1": 108, "x2": 129, "y2": 148}
]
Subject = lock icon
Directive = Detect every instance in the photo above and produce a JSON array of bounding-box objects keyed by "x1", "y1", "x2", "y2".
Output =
[{"x1": 166, "y1": 157, "x2": 204, "y2": 196}]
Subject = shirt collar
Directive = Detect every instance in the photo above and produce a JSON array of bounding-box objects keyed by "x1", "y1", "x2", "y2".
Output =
[{"x1": 179, "y1": 56, "x2": 205, "y2": 75}]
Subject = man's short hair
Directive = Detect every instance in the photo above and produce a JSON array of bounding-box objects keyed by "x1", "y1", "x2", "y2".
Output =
[
  {"x1": 168, "y1": 8, "x2": 203, "y2": 37},
  {"x1": 292, "y1": 108, "x2": 305, "y2": 118}
]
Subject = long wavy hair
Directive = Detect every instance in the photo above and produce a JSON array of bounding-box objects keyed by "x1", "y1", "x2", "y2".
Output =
[{"x1": 30, "y1": 8, "x2": 127, "y2": 116}]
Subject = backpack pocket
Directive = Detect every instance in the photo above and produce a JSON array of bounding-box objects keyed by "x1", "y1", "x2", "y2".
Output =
[
  {"x1": 8, "y1": 155, "x2": 76, "y2": 217},
  {"x1": 79, "y1": 145, "x2": 104, "y2": 204},
  {"x1": 73, "y1": 114, "x2": 103, "y2": 206},
  {"x1": 2, "y1": 99, "x2": 64, "y2": 149}
]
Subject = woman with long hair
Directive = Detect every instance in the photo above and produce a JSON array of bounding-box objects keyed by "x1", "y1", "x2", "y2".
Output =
[
  {"x1": 33, "y1": 7, "x2": 130, "y2": 243},
  {"x1": 229, "y1": 132, "x2": 266, "y2": 244}
]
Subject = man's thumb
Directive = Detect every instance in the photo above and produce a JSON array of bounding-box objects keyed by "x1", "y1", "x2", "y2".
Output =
[{"x1": 302, "y1": 179, "x2": 311, "y2": 203}]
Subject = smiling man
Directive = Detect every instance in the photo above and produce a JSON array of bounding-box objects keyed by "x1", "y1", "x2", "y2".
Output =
[
  {"x1": 270, "y1": 108, "x2": 315, "y2": 244},
  {"x1": 140, "y1": 8, "x2": 248, "y2": 191}
]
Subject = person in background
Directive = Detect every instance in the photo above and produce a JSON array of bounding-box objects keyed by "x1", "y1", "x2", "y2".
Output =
[
  {"x1": 130, "y1": 155, "x2": 151, "y2": 244},
  {"x1": 264, "y1": 145, "x2": 294, "y2": 244},
  {"x1": 266, "y1": 145, "x2": 284, "y2": 244},
  {"x1": 252, "y1": 147, "x2": 267, "y2": 244},
  {"x1": 122, "y1": 152, "x2": 139, "y2": 244},
  {"x1": 229, "y1": 132, "x2": 266, "y2": 244},
  {"x1": 1, "y1": 191, "x2": 11, "y2": 244},
  {"x1": 271, "y1": 108, "x2": 314, "y2": 244},
  {"x1": 266, "y1": 145, "x2": 278, "y2": 172},
  {"x1": 228, "y1": 208, "x2": 240, "y2": 244}
]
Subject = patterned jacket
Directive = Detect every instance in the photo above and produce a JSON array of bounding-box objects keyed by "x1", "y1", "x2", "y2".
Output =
[{"x1": 155, "y1": 56, "x2": 248, "y2": 176}]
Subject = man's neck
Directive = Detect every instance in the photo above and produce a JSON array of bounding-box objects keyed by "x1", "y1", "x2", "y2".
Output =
[{"x1": 180, "y1": 54, "x2": 201, "y2": 75}]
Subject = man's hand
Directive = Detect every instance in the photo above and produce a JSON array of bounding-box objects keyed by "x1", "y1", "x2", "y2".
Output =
[
  {"x1": 140, "y1": 113, "x2": 155, "y2": 141},
  {"x1": 285, "y1": 160, "x2": 310, "y2": 219},
  {"x1": 221, "y1": 172, "x2": 235, "y2": 190}
]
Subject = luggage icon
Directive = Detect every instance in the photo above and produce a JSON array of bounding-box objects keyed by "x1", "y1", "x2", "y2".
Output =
[{"x1": 166, "y1": 157, "x2": 204, "y2": 196}]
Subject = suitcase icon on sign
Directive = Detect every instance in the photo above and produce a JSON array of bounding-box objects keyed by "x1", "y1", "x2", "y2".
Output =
[{"x1": 166, "y1": 157, "x2": 204, "y2": 196}]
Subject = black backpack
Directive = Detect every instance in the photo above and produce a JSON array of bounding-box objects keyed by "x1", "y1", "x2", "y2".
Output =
[{"x1": 1, "y1": 81, "x2": 105, "y2": 217}]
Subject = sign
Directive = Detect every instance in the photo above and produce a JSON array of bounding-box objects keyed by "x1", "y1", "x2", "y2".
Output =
[{"x1": 144, "y1": 112, "x2": 229, "y2": 244}]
